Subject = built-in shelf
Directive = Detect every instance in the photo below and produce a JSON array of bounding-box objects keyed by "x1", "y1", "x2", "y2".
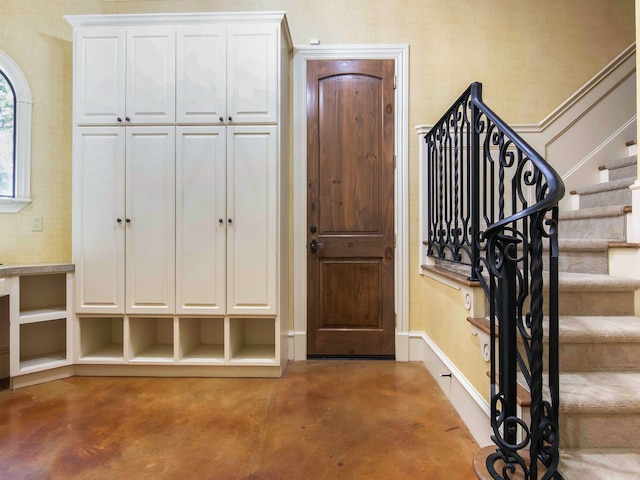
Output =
[
  {"x1": 19, "y1": 319, "x2": 67, "y2": 372},
  {"x1": 179, "y1": 317, "x2": 224, "y2": 363},
  {"x1": 79, "y1": 317, "x2": 124, "y2": 361},
  {"x1": 229, "y1": 318, "x2": 276, "y2": 364},
  {"x1": 129, "y1": 317, "x2": 174, "y2": 363},
  {"x1": 19, "y1": 306, "x2": 67, "y2": 324},
  {"x1": 19, "y1": 274, "x2": 66, "y2": 315}
]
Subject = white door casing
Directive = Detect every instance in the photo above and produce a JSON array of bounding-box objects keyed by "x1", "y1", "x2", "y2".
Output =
[{"x1": 291, "y1": 44, "x2": 410, "y2": 361}]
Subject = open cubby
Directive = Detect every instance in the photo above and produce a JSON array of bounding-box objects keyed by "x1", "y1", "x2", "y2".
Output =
[
  {"x1": 129, "y1": 317, "x2": 174, "y2": 362},
  {"x1": 19, "y1": 274, "x2": 67, "y2": 319},
  {"x1": 79, "y1": 317, "x2": 124, "y2": 360},
  {"x1": 229, "y1": 317, "x2": 276, "y2": 363},
  {"x1": 178, "y1": 317, "x2": 224, "y2": 362},
  {"x1": 19, "y1": 319, "x2": 67, "y2": 371}
]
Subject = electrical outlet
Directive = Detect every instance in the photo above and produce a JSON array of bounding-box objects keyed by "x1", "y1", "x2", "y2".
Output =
[{"x1": 32, "y1": 216, "x2": 43, "y2": 232}]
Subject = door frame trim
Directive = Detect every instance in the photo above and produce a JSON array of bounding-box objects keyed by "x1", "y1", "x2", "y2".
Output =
[{"x1": 291, "y1": 44, "x2": 410, "y2": 360}]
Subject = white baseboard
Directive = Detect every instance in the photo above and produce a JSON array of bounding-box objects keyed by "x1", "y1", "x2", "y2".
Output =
[{"x1": 409, "y1": 331, "x2": 493, "y2": 447}]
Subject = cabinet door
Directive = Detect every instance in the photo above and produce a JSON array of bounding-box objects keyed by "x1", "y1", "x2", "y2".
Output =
[
  {"x1": 176, "y1": 127, "x2": 227, "y2": 314},
  {"x1": 227, "y1": 25, "x2": 278, "y2": 124},
  {"x1": 226, "y1": 126, "x2": 278, "y2": 314},
  {"x1": 176, "y1": 26, "x2": 226, "y2": 124},
  {"x1": 73, "y1": 127, "x2": 125, "y2": 312},
  {"x1": 126, "y1": 27, "x2": 176, "y2": 124},
  {"x1": 73, "y1": 27, "x2": 126, "y2": 125},
  {"x1": 125, "y1": 127, "x2": 176, "y2": 314}
]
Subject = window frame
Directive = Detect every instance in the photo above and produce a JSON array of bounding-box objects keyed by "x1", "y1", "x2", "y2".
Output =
[{"x1": 0, "y1": 48, "x2": 31, "y2": 213}]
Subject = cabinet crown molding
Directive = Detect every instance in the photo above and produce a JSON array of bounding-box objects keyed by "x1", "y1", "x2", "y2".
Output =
[{"x1": 64, "y1": 11, "x2": 292, "y2": 50}]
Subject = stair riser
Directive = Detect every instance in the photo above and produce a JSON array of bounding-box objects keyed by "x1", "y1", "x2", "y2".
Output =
[
  {"x1": 558, "y1": 216, "x2": 626, "y2": 241},
  {"x1": 608, "y1": 164, "x2": 636, "y2": 181},
  {"x1": 556, "y1": 251, "x2": 608, "y2": 274},
  {"x1": 545, "y1": 292, "x2": 636, "y2": 316},
  {"x1": 558, "y1": 343, "x2": 640, "y2": 372},
  {"x1": 579, "y1": 188, "x2": 632, "y2": 209},
  {"x1": 560, "y1": 413, "x2": 640, "y2": 449}
]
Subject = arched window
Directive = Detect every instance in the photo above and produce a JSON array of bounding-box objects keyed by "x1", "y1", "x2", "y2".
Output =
[{"x1": 0, "y1": 49, "x2": 31, "y2": 213}]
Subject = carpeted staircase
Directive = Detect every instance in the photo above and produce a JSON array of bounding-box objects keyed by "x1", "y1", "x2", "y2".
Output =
[{"x1": 551, "y1": 145, "x2": 640, "y2": 479}]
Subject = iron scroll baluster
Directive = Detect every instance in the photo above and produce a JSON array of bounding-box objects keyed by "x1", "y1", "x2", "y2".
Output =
[{"x1": 424, "y1": 82, "x2": 564, "y2": 479}]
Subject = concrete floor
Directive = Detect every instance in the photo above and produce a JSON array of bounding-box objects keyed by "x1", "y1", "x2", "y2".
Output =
[{"x1": 0, "y1": 361, "x2": 479, "y2": 479}]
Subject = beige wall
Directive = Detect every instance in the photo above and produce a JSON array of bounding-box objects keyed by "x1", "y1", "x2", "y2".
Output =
[
  {"x1": 0, "y1": 0, "x2": 635, "y2": 395},
  {"x1": 0, "y1": 0, "x2": 100, "y2": 264}
]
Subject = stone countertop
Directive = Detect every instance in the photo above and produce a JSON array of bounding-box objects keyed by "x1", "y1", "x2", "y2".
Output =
[{"x1": 0, "y1": 263, "x2": 74, "y2": 277}]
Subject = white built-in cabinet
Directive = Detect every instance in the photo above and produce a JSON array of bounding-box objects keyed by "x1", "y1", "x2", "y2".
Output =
[{"x1": 67, "y1": 12, "x2": 291, "y2": 378}]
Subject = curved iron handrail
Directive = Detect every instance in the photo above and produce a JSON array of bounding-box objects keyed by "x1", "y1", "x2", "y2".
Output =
[{"x1": 424, "y1": 82, "x2": 565, "y2": 479}]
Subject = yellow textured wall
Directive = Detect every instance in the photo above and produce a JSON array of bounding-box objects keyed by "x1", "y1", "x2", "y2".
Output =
[{"x1": 0, "y1": 0, "x2": 100, "y2": 264}]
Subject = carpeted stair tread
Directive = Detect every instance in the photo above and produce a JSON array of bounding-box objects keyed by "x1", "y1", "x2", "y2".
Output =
[
  {"x1": 559, "y1": 372, "x2": 640, "y2": 413},
  {"x1": 604, "y1": 154, "x2": 638, "y2": 171},
  {"x1": 559, "y1": 205, "x2": 630, "y2": 220},
  {"x1": 574, "y1": 176, "x2": 635, "y2": 195},
  {"x1": 559, "y1": 449, "x2": 640, "y2": 480},
  {"x1": 556, "y1": 272, "x2": 640, "y2": 292},
  {"x1": 555, "y1": 315, "x2": 640, "y2": 343}
]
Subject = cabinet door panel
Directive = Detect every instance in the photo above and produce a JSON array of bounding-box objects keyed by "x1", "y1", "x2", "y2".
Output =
[
  {"x1": 227, "y1": 26, "x2": 278, "y2": 124},
  {"x1": 126, "y1": 127, "x2": 176, "y2": 314},
  {"x1": 126, "y1": 27, "x2": 176, "y2": 124},
  {"x1": 176, "y1": 127, "x2": 226, "y2": 314},
  {"x1": 73, "y1": 128, "x2": 125, "y2": 312},
  {"x1": 176, "y1": 27, "x2": 226, "y2": 124},
  {"x1": 74, "y1": 28, "x2": 125, "y2": 125},
  {"x1": 227, "y1": 126, "x2": 277, "y2": 314}
]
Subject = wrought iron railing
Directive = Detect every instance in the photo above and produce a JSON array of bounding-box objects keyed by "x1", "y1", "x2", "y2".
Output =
[{"x1": 424, "y1": 82, "x2": 565, "y2": 479}]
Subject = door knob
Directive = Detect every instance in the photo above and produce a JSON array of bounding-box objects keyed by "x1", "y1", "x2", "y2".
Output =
[{"x1": 309, "y1": 239, "x2": 323, "y2": 254}]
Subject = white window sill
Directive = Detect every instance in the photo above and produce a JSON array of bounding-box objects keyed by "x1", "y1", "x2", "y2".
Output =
[{"x1": 0, "y1": 196, "x2": 32, "y2": 213}]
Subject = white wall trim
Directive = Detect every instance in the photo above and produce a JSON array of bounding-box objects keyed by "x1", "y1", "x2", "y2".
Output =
[
  {"x1": 408, "y1": 331, "x2": 493, "y2": 447},
  {"x1": 291, "y1": 44, "x2": 410, "y2": 361}
]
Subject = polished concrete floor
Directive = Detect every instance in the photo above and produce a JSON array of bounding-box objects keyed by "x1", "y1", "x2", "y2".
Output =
[{"x1": 0, "y1": 361, "x2": 478, "y2": 479}]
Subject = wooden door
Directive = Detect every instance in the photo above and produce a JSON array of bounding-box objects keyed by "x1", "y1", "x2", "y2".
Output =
[{"x1": 307, "y1": 59, "x2": 395, "y2": 357}]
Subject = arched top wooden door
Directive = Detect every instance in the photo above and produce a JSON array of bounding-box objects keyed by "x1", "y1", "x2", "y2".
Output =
[{"x1": 307, "y1": 59, "x2": 395, "y2": 357}]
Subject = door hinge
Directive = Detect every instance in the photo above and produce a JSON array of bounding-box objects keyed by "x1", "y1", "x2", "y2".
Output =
[
  {"x1": 393, "y1": 75, "x2": 397, "y2": 90},
  {"x1": 394, "y1": 234, "x2": 397, "y2": 248},
  {"x1": 393, "y1": 154, "x2": 397, "y2": 169},
  {"x1": 394, "y1": 313, "x2": 397, "y2": 328}
]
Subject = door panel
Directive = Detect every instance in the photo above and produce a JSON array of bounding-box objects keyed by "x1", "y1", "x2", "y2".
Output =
[
  {"x1": 74, "y1": 28, "x2": 125, "y2": 125},
  {"x1": 126, "y1": 27, "x2": 176, "y2": 124},
  {"x1": 176, "y1": 27, "x2": 227, "y2": 124},
  {"x1": 125, "y1": 127, "x2": 176, "y2": 314},
  {"x1": 307, "y1": 59, "x2": 395, "y2": 357},
  {"x1": 227, "y1": 25, "x2": 277, "y2": 124},
  {"x1": 73, "y1": 127, "x2": 125, "y2": 312},
  {"x1": 176, "y1": 127, "x2": 226, "y2": 314},
  {"x1": 226, "y1": 126, "x2": 277, "y2": 314}
]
